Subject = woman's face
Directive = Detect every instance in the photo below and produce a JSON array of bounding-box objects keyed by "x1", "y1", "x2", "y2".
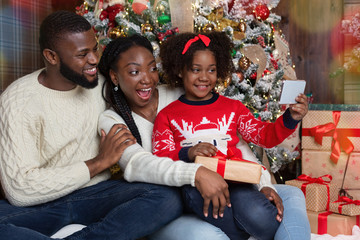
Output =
[{"x1": 110, "y1": 45, "x2": 159, "y2": 109}]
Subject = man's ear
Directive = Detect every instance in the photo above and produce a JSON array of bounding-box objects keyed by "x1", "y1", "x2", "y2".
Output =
[
  {"x1": 109, "y1": 69, "x2": 118, "y2": 86},
  {"x1": 42, "y1": 49, "x2": 58, "y2": 65}
]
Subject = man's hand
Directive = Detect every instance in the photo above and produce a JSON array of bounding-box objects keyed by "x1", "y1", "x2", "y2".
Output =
[
  {"x1": 86, "y1": 124, "x2": 136, "y2": 178},
  {"x1": 194, "y1": 166, "x2": 231, "y2": 219},
  {"x1": 260, "y1": 187, "x2": 283, "y2": 222},
  {"x1": 188, "y1": 142, "x2": 217, "y2": 162}
]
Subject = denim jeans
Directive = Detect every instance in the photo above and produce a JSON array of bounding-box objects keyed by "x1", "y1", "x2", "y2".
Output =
[
  {"x1": 0, "y1": 180, "x2": 182, "y2": 240},
  {"x1": 151, "y1": 184, "x2": 310, "y2": 240},
  {"x1": 182, "y1": 183, "x2": 280, "y2": 240}
]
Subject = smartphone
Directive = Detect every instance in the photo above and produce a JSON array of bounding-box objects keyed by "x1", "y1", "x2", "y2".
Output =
[{"x1": 279, "y1": 80, "x2": 306, "y2": 104}]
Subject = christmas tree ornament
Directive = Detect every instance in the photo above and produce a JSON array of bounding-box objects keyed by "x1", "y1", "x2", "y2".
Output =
[
  {"x1": 233, "y1": 31, "x2": 246, "y2": 40},
  {"x1": 157, "y1": 14, "x2": 171, "y2": 25},
  {"x1": 108, "y1": 26, "x2": 122, "y2": 39},
  {"x1": 202, "y1": 23, "x2": 216, "y2": 33},
  {"x1": 236, "y1": 71, "x2": 244, "y2": 82},
  {"x1": 132, "y1": 0, "x2": 149, "y2": 15},
  {"x1": 238, "y1": 19, "x2": 247, "y2": 33},
  {"x1": 238, "y1": 56, "x2": 251, "y2": 71},
  {"x1": 254, "y1": 4, "x2": 270, "y2": 21},
  {"x1": 141, "y1": 22, "x2": 153, "y2": 34}
]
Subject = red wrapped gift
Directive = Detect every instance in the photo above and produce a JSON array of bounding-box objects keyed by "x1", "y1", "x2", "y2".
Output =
[
  {"x1": 302, "y1": 150, "x2": 360, "y2": 200},
  {"x1": 285, "y1": 174, "x2": 338, "y2": 212},
  {"x1": 195, "y1": 153, "x2": 262, "y2": 184},
  {"x1": 307, "y1": 210, "x2": 360, "y2": 236},
  {"x1": 302, "y1": 111, "x2": 360, "y2": 164},
  {"x1": 330, "y1": 196, "x2": 360, "y2": 216}
]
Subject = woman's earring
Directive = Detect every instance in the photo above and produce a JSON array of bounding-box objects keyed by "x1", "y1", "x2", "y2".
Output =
[{"x1": 114, "y1": 85, "x2": 119, "y2": 91}]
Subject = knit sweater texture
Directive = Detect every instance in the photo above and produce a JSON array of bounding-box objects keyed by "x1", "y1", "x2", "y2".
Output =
[
  {"x1": 0, "y1": 69, "x2": 108, "y2": 207},
  {"x1": 152, "y1": 93, "x2": 295, "y2": 161}
]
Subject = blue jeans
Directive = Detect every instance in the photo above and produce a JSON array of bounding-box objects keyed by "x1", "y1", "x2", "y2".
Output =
[
  {"x1": 151, "y1": 184, "x2": 311, "y2": 240},
  {"x1": 182, "y1": 183, "x2": 280, "y2": 240},
  {"x1": 0, "y1": 180, "x2": 182, "y2": 240}
]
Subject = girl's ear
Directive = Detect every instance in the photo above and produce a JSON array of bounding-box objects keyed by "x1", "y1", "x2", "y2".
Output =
[{"x1": 109, "y1": 69, "x2": 118, "y2": 86}]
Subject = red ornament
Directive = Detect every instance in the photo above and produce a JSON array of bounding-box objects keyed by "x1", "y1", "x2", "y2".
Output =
[{"x1": 254, "y1": 4, "x2": 270, "y2": 21}]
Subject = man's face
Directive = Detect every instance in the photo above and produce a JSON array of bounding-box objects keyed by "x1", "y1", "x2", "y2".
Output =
[
  {"x1": 59, "y1": 58, "x2": 98, "y2": 89},
  {"x1": 55, "y1": 29, "x2": 100, "y2": 89}
]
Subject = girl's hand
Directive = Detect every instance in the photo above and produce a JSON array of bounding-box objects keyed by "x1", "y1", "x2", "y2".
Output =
[
  {"x1": 289, "y1": 93, "x2": 308, "y2": 121},
  {"x1": 188, "y1": 142, "x2": 218, "y2": 162}
]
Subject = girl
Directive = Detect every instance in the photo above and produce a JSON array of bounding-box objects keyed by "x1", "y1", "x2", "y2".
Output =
[
  {"x1": 152, "y1": 31, "x2": 309, "y2": 240},
  {"x1": 98, "y1": 34, "x2": 310, "y2": 240}
]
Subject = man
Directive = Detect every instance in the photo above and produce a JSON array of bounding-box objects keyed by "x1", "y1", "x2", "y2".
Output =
[{"x1": 0, "y1": 11, "x2": 182, "y2": 239}]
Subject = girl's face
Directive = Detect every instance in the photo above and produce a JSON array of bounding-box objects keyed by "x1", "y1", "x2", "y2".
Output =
[
  {"x1": 181, "y1": 49, "x2": 217, "y2": 101},
  {"x1": 110, "y1": 45, "x2": 159, "y2": 109}
]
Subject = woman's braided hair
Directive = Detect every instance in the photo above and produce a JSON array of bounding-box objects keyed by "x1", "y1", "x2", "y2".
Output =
[
  {"x1": 160, "y1": 31, "x2": 235, "y2": 87},
  {"x1": 98, "y1": 34, "x2": 154, "y2": 146}
]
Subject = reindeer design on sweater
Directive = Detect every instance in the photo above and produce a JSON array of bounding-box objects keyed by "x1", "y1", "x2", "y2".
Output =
[{"x1": 169, "y1": 112, "x2": 235, "y2": 155}]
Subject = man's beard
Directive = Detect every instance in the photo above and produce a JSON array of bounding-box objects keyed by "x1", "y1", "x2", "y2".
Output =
[{"x1": 60, "y1": 59, "x2": 98, "y2": 89}]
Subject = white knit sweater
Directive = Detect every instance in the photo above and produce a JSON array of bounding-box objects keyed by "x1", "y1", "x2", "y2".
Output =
[
  {"x1": 0, "y1": 69, "x2": 108, "y2": 207},
  {"x1": 98, "y1": 85, "x2": 275, "y2": 191}
]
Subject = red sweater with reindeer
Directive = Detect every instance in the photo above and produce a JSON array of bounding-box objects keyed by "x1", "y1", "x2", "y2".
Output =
[{"x1": 152, "y1": 93, "x2": 299, "y2": 162}]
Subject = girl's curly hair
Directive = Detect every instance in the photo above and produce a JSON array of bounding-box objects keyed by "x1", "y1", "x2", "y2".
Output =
[{"x1": 160, "y1": 31, "x2": 235, "y2": 87}]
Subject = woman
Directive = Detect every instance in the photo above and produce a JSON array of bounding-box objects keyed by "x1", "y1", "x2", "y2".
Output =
[{"x1": 97, "y1": 34, "x2": 311, "y2": 240}]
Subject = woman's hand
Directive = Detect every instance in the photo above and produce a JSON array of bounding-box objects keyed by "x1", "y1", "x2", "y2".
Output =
[
  {"x1": 188, "y1": 142, "x2": 218, "y2": 161},
  {"x1": 86, "y1": 124, "x2": 136, "y2": 178},
  {"x1": 260, "y1": 187, "x2": 283, "y2": 222},
  {"x1": 289, "y1": 93, "x2": 308, "y2": 121},
  {"x1": 194, "y1": 166, "x2": 231, "y2": 219}
]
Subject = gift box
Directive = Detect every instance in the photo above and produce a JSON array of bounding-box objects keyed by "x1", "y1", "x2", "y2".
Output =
[
  {"x1": 302, "y1": 150, "x2": 360, "y2": 200},
  {"x1": 194, "y1": 156, "x2": 262, "y2": 184},
  {"x1": 329, "y1": 196, "x2": 360, "y2": 216},
  {"x1": 285, "y1": 175, "x2": 339, "y2": 212},
  {"x1": 301, "y1": 105, "x2": 360, "y2": 164},
  {"x1": 307, "y1": 210, "x2": 360, "y2": 236}
]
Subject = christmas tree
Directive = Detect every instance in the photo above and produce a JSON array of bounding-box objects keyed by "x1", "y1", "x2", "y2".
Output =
[{"x1": 76, "y1": 0, "x2": 300, "y2": 177}]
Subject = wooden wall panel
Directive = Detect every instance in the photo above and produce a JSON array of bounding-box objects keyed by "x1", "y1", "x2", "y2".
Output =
[{"x1": 275, "y1": 0, "x2": 345, "y2": 104}]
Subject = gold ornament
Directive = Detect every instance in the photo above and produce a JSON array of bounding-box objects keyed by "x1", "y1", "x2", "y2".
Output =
[
  {"x1": 238, "y1": 56, "x2": 251, "y2": 70},
  {"x1": 108, "y1": 26, "x2": 122, "y2": 39},
  {"x1": 202, "y1": 23, "x2": 216, "y2": 33},
  {"x1": 141, "y1": 22, "x2": 153, "y2": 34},
  {"x1": 233, "y1": 31, "x2": 246, "y2": 40},
  {"x1": 238, "y1": 20, "x2": 247, "y2": 33}
]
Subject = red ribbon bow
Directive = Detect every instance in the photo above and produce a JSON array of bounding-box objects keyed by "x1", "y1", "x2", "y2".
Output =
[
  {"x1": 302, "y1": 111, "x2": 357, "y2": 164},
  {"x1": 212, "y1": 149, "x2": 264, "y2": 178},
  {"x1": 296, "y1": 174, "x2": 332, "y2": 210},
  {"x1": 182, "y1": 34, "x2": 211, "y2": 55},
  {"x1": 334, "y1": 196, "x2": 360, "y2": 214}
]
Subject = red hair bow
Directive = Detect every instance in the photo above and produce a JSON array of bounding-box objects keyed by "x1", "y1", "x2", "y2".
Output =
[{"x1": 182, "y1": 34, "x2": 211, "y2": 55}]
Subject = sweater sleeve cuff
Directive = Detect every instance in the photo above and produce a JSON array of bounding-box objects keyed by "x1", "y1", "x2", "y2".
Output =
[
  {"x1": 179, "y1": 147, "x2": 191, "y2": 162},
  {"x1": 283, "y1": 108, "x2": 301, "y2": 129}
]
